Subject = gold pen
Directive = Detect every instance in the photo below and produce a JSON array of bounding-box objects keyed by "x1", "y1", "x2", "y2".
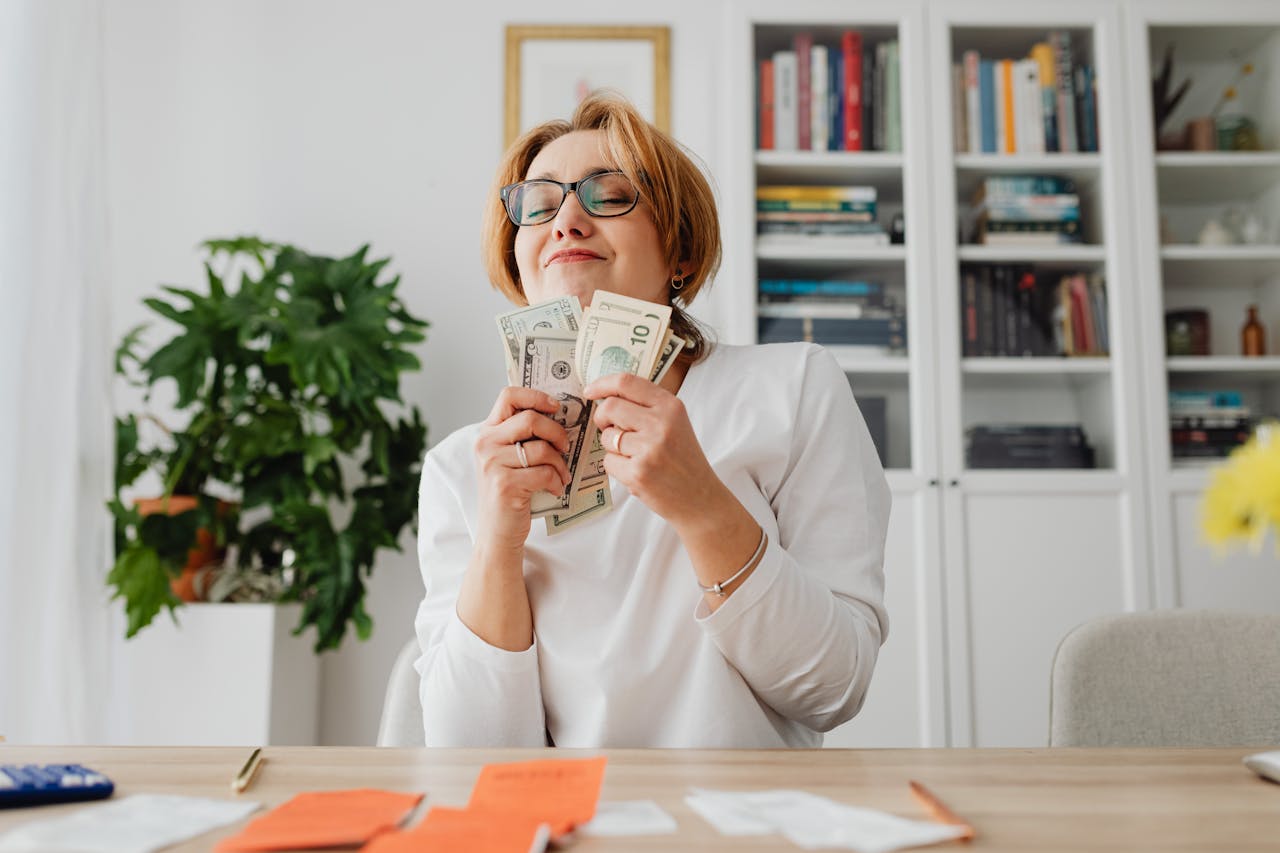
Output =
[{"x1": 231, "y1": 747, "x2": 265, "y2": 794}]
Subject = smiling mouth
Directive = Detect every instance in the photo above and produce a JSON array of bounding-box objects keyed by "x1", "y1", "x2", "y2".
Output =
[{"x1": 547, "y1": 251, "x2": 602, "y2": 266}]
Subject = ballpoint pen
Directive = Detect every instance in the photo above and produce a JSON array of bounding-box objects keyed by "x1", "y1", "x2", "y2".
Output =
[
  {"x1": 231, "y1": 747, "x2": 265, "y2": 794},
  {"x1": 909, "y1": 779, "x2": 976, "y2": 842}
]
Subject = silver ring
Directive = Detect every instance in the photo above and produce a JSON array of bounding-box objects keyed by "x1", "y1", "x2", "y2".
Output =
[
  {"x1": 515, "y1": 441, "x2": 529, "y2": 468},
  {"x1": 611, "y1": 429, "x2": 625, "y2": 455}
]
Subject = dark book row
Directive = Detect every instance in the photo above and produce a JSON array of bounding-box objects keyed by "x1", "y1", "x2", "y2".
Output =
[
  {"x1": 960, "y1": 265, "x2": 1108, "y2": 358},
  {"x1": 758, "y1": 315, "x2": 906, "y2": 350}
]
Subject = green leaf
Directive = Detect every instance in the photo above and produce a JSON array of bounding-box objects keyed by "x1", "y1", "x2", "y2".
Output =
[{"x1": 107, "y1": 545, "x2": 179, "y2": 638}]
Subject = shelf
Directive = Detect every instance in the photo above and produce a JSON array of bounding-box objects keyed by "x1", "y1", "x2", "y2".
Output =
[
  {"x1": 951, "y1": 469, "x2": 1127, "y2": 494},
  {"x1": 1167, "y1": 356, "x2": 1280, "y2": 375},
  {"x1": 755, "y1": 151, "x2": 904, "y2": 197},
  {"x1": 756, "y1": 243, "x2": 907, "y2": 264},
  {"x1": 957, "y1": 245, "x2": 1106, "y2": 265},
  {"x1": 954, "y1": 154, "x2": 1102, "y2": 199},
  {"x1": 963, "y1": 358, "x2": 1110, "y2": 374},
  {"x1": 1155, "y1": 152, "x2": 1280, "y2": 204}
]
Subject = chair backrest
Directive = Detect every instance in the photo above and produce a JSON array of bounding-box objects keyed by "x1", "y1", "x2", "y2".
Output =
[
  {"x1": 376, "y1": 638, "x2": 424, "y2": 747},
  {"x1": 1049, "y1": 609, "x2": 1280, "y2": 747}
]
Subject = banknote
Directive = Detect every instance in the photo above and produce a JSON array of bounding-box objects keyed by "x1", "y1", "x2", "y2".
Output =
[
  {"x1": 496, "y1": 296, "x2": 582, "y2": 385},
  {"x1": 575, "y1": 291, "x2": 672, "y2": 384},
  {"x1": 519, "y1": 332, "x2": 593, "y2": 517}
]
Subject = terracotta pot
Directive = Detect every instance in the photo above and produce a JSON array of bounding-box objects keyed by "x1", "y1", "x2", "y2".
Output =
[{"x1": 134, "y1": 496, "x2": 227, "y2": 602}]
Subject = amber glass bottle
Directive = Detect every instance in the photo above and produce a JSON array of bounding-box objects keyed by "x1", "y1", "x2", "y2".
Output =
[{"x1": 1242, "y1": 305, "x2": 1266, "y2": 356}]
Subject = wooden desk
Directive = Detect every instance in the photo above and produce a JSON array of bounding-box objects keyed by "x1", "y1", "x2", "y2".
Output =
[{"x1": 0, "y1": 746, "x2": 1276, "y2": 851}]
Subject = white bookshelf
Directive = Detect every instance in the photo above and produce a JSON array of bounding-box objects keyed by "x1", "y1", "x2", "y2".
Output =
[
  {"x1": 723, "y1": 0, "x2": 1278, "y2": 752},
  {"x1": 1124, "y1": 0, "x2": 1280, "y2": 621}
]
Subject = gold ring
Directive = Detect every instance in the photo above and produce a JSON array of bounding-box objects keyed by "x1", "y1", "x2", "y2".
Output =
[
  {"x1": 515, "y1": 441, "x2": 529, "y2": 468},
  {"x1": 611, "y1": 429, "x2": 625, "y2": 455}
]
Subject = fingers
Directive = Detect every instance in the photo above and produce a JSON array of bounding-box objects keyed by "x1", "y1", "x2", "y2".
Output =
[
  {"x1": 486, "y1": 386, "x2": 560, "y2": 425},
  {"x1": 491, "y1": 408, "x2": 570, "y2": 454},
  {"x1": 584, "y1": 372, "x2": 663, "y2": 405},
  {"x1": 512, "y1": 438, "x2": 572, "y2": 487}
]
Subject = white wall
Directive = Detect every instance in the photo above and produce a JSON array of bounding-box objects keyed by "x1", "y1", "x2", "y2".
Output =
[{"x1": 102, "y1": 0, "x2": 733, "y2": 744}]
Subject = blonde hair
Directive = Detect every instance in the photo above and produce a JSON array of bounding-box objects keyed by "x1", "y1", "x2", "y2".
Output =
[{"x1": 481, "y1": 91, "x2": 721, "y2": 363}]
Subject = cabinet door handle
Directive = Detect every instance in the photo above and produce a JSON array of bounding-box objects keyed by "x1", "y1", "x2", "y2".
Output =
[
  {"x1": 928, "y1": 478, "x2": 939, "y2": 487},
  {"x1": 949, "y1": 479, "x2": 960, "y2": 488}
]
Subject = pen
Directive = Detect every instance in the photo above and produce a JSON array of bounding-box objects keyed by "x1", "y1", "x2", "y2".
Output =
[
  {"x1": 231, "y1": 747, "x2": 265, "y2": 794},
  {"x1": 909, "y1": 779, "x2": 975, "y2": 842}
]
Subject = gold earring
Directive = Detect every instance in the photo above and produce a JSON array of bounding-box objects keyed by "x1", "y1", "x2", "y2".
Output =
[{"x1": 671, "y1": 271, "x2": 685, "y2": 291}]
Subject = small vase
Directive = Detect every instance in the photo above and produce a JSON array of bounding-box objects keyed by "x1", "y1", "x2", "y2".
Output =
[{"x1": 1242, "y1": 305, "x2": 1267, "y2": 357}]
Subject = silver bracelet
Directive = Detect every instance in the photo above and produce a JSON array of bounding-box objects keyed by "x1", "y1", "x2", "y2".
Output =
[{"x1": 699, "y1": 528, "x2": 769, "y2": 596}]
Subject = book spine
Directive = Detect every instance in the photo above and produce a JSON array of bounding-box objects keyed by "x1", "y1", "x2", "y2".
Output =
[
  {"x1": 794, "y1": 32, "x2": 813, "y2": 150},
  {"x1": 978, "y1": 60, "x2": 996, "y2": 153},
  {"x1": 962, "y1": 269, "x2": 978, "y2": 357},
  {"x1": 757, "y1": 185, "x2": 878, "y2": 202},
  {"x1": 863, "y1": 43, "x2": 876, "y2": 151},
  {"x1": 1076, "y1": 64, "x2": 1098, "y2": 152},
  {"x1": 773, "y1": 52, "x2": 798, "y2": 151},
  {"x1": 759, "y1": 59, "x2": 775, "y2": 150},
  {"x1": 964, "y1": 50, "x2": 982, "y2": 154},
  {"x1": 829, "y1": 49, "x2": 842, "y2": 151},
  {"x1": 811, "y1": 44, "x2": 829, "y2": 152},
  {"x1": 1050, "y1": 31, "x2": 1078, "y2": 153},
  {"x1": 842, "y1": 30, "x2": 863, "y2": 150},
  {"x1": 999, "y1": 58, "x2": 1016, "y2": 154},
  {"x1": 874, "y1": 42, "x2": 887, "y2": 151},
  {"x1": 886, "y1": 40, "x2": 901, "y2": 152},
  {"x1": 952, "y1": 63, "x2": 968, "y2": 153},
  {"x1": 1030, "y1": 42, "x2": 1058, "y2": 152},
  {"x1": 1019, "y1": 59, "x2": 1045, "y2": 153},
  {"x1": 980, "y1": 266, "x2": 996, "y2": 356}
]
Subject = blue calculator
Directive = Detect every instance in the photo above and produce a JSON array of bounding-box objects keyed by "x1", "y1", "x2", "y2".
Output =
[{"x1": 0, "y1": 764, "x2": 115, "y2": 808}]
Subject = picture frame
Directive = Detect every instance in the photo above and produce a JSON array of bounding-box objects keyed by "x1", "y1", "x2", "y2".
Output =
[{"x1": 504, "y1": 25, "x2": 671, "y2": 148}]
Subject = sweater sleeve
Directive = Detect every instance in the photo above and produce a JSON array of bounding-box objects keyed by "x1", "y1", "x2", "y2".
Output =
[
  {"x1": 413, "y1": 440, "x2": 546, "y2": 747},
  {"x1": 694, "y1": 345, "x2": 890, "y2": 733}
]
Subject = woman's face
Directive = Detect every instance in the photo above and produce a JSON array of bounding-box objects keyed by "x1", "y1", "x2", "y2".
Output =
[{"x1": 514, "y1": 130, "x2": 672, "y2": 309}]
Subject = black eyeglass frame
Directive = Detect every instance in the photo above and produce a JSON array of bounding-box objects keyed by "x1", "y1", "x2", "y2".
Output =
[{"x1": 499, "y1": 171, "x2": 640, "y2": 227}]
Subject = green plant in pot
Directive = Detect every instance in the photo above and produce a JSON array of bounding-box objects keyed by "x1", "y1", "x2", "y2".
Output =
[{"x1": 109, "y1": 236, "x2": 428, "y2": 652}]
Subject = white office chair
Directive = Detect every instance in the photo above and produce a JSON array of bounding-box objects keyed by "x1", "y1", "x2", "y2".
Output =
[
  {"x1": 1049, "y1": 609, "x2": 1280, "y2": 747},
  {"x1": 376, "y1": 638, "x2": 424, "y2": 747}
]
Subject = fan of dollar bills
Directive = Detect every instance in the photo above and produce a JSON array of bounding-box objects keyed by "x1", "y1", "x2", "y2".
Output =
[{"x1": 495, "y1": 292, "x2": 686, "y2": 535}]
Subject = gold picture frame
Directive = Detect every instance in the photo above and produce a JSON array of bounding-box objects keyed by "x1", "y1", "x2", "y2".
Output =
[{"x1": 504, "y1": 25, "x2": 671, "y2": 148}]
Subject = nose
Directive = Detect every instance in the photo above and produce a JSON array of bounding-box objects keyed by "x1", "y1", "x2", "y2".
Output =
[{"x1": 552, "y1": 189, "x2": 593, "y2": 240}]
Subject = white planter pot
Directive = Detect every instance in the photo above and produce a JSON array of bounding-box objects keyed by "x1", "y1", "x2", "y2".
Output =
[{"x1": 114, "y1": 603, "x2": 319, "y2": 746}]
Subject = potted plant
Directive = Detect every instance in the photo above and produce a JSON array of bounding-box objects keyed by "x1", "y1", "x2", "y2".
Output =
[{"x1": 109, "y1": 236, "x2": 428, "y2": 653}]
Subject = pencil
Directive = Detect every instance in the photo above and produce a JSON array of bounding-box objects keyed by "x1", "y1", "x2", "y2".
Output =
[
  {"x1": 231, "y1": 747, "x2": 265, "y2": 794},
  {"x1": 909, "y1": 779, "x2": 976, "y2": 841}
]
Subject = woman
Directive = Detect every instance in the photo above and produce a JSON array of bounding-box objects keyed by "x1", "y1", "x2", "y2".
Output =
[{"x1": 414, "y1": 93, "x2": 890, "y2": 748}]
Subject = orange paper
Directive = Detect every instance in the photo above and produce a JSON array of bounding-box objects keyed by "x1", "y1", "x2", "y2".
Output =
[
  {"x1": 214, "y1": 788, "x2": 423, "y2": 852},
  {"x1": 467, "y1": 756, "x2": 607, "y2": 838},
  {"x1": 364, "y1": 807, "x2": 549, "y2": 853}
]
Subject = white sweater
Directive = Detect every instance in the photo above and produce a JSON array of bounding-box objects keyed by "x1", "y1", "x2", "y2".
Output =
[{"x1": 413, "y1": 341, "x2": 890, "y2": 748}]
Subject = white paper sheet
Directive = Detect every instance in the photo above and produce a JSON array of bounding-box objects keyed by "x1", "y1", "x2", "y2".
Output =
[
  {"x1": 0, "y1": 794, "x2": 259, "y2": 853},
  {"x1": 577, "y1": 800, "x2": 678, "y2": 837},
  {"x1": 686, "y1": 788, "x2": 968, "y2": 853}
]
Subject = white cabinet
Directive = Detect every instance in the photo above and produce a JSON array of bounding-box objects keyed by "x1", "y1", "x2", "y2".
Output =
[
  {"x1": 724, "y1": 0, "x2": 1160, "y2": 747},
  {"x1": 1124, "y1": 0, "x2": 1280, "y2": 614}
]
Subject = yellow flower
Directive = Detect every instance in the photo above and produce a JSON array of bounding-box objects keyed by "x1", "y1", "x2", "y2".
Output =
[{"x1": 1201, "y1": 424, "x2": 1280, "y2": 555}]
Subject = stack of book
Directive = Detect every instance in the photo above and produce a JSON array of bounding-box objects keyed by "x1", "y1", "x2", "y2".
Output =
[
  {"x1": 960, "y1": 265, "x2": 1107, "y2": 357},
  {"x1": 756, "y1": 278, "x2": 905, "y2": 354},
  {"x1": 951, "y1": 31, "x2": 1099, "y2": 154},
  {"x1": 970, "y1": 175, "x2": 1082, "y2": 246},
  {"x1": 966, "y1": 424, "x2": 1096, "y2": 469},
  {"x1": 1169, "y1": 390, "x2": 1253, "y2": 460},
  {"x1": 757, "y1": 185, "x2": 889, "y2": 249},
  {"x1": 757, "y1": 31, "x2": 900, "y2": 152}
]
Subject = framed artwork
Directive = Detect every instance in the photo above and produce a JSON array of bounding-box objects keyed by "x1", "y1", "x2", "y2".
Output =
[{"x1": 504, "y1": 25, "x2": 671, "y2": 148}]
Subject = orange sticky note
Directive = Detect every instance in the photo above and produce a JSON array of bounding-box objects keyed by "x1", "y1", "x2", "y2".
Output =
[
  {"x1": 467, "y1": 756, "x2": 607, "y2": 838},
  {"x1": 214, "y1": 789, "x2": 423, "y2": 852},
  {"x1": 364, "y1": 807, "x2": 549, "y2": 853}
]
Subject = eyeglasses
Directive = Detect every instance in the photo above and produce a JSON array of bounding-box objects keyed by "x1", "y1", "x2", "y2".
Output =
[{"x1": 500, "y1": 171, "x2": 640, "y2": 227}]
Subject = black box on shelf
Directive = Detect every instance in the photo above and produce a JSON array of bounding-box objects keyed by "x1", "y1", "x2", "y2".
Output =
[{"x1": 965, "y1": 424, "x2": 1096, "y2": 469}]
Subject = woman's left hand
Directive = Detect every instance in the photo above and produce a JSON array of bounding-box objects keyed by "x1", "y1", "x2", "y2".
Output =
[{"x1": 584, "y1": 372, "x2": 722, "y2": 524}]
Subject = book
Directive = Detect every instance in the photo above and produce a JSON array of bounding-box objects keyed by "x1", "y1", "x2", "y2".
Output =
[
  {"x1": 842, "y1": 30, "x2": 863, "y2": 150},
  {"x1": 758, "y1": 279, "x2": 885, "y2": 300},
  {"x1": 1075, "y1": 64, "x2": 1098, "y2": 152},
  {"x1": 952, "y1": 63, "x2": 968, "y2": 153},
  {"x1": 756, "y1": 231, "x2": 890, "y2": 250},
  {"x1": 978, "y1": 60, "x2": 997, "y2": 153},
  {"x1": 773, "y1": 51, "x2": 798, "y2": 151},
  {"x1": 811, "y1": 44, "x2": 829, "y2": 152},
  {"x1": 1029, "y1": 42, "x2": 1059, "y2": 152},
  {"x1": 863, "y1": 42, "x2": 876, "y2": 151},
  {"x1": 759, "y1": 58, "x2": 775, "y2": 150},
  {"x1": 885, "y1": 40, "x2": 901, "y2": 152},
  {"x1": 1016, "y1": 59, "x2": 1044, "y2": 153},
  {"x1": 963, "y1": 50, "x2": 982, "y2": 154},
  {"x1": 829, "y1": 48, "x2": 843, "y2": 151},
  {"x1": 757, "y1": 185, "x2": 877, "y2": 203},
  {"x1": 998, "y1": 58, "x2": 1016, "y2": 153},
  {"x1": 795, "y1": 32, "x2": 813, "y2": 150},
  {"x1": 1049, "y1": 31, "x2": 1078, "y2": 153}
]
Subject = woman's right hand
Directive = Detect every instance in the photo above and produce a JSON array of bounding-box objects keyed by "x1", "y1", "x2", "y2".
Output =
[{"x1": 473, "y1": 387, "x2": 572, "y2": 549}]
